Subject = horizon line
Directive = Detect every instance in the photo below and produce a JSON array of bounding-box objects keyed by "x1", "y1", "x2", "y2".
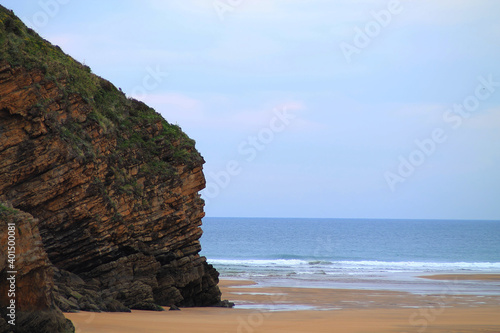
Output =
[{"x1": 203, "y1": 216, "x2": 500, "y2": 222}]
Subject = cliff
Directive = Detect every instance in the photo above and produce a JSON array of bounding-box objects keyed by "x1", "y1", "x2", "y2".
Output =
[
  {"x1": 0, "y1": 5, "x2": 221, "y2": 332},
  {"x1": 0, "y1": 203, "x2": 74, "y2": 332}
]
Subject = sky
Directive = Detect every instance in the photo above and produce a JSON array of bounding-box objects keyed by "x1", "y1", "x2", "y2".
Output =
[{"x1": 2, "y1": 0, "x2": 500, "y2": 220}]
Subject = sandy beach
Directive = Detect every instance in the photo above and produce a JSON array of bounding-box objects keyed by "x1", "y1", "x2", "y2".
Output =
[{"x1": 66, "y1": 274, "x2": 500, "y2": 333}]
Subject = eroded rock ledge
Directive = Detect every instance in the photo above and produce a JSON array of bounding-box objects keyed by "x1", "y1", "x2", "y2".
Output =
[
  {"x1": 0, "y1": 203, "x2": 75, "y2": 333},
  {"x1": 0, "y1": 5, "x2": 221, "y2": 332}
]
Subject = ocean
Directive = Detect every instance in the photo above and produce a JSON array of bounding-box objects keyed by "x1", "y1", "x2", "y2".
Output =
[{"x1": 200, "y1": 217, "x2": 500, "y2": 295}]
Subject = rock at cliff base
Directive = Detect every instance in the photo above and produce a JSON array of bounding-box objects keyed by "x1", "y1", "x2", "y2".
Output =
[{"x1": 0, "y1": 202, "x2": 75, "y2": 333}]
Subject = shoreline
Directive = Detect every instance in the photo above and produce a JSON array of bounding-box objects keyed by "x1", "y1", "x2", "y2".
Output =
[
  {"x1": 418, "y1": 273, "x2": 500, "y2": 281},
  {"x1": 66, "y1": 274, "x2": 500, "y2": 332}
]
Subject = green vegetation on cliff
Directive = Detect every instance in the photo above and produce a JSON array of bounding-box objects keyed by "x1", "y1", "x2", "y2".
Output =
[
  {"x1": 0, "y1": 5, "x2": 201, "y2": 176},
  {"x1": 0, "y1": 202, "x2": 17, "y2": 215}
]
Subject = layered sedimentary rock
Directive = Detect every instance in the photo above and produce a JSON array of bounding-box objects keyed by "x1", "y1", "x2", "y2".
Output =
[
  {"x1": 0, "y1": 5, "x2": 221, "y2": 332},
  {"x1": 0, "y1": 203, "x2": 74, "y2": 333}
]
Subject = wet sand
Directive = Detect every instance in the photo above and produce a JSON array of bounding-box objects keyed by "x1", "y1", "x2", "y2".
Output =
[
  {"x1": 418, "y1": 273, "x2": 500, "y2": 281},
  {"x1": 66, "y1": 276, "x2": 500, "y2": 333}
]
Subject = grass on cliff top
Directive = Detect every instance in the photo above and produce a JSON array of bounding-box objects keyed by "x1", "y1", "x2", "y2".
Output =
[
  {"x1": 0, "y1": 6, "x2": 99, "y2": 101},
  {"x1": 0, "y1": 5, "x2": 202, "y2": 174}
]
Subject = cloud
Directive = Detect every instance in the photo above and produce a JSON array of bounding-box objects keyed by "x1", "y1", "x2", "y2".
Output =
[
  {"x1": 144, "y1": 0, "x2": 214, "y2": 14},
  {"x1": 138, "y1": 93, "x2": 206, "y2": 125},
  {"x1": 140, "y1": 91, "x2": 325, "y2": 134},
  {"x1": 462, "y1": 107, "x2": 500, "y2": 130},
  {"x1": 401, "y1": 0, "x2": 496, "y2": 26},
  {"x1": 144, "y1": 93, "x2": 203, "y2": 111},
  {"x1": 206, "y1": 34, "x2": 283, "y2": 69},
  {"x1": 390, "y1": 104, "x2": 446, "y2": 125},
  {"x1": 202, "y1": 100, "x2": 307, "y2": 131}
]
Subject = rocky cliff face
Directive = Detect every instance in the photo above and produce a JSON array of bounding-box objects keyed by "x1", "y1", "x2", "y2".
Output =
[
  {"x1": 0, "y1": 203, "x2": 75, "y2": 333},
  {"x1": 0, "y1": 5, "x2": 221, "y2": 332}
]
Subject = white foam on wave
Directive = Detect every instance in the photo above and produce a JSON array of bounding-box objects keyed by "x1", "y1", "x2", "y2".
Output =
[
  {"x1": 332, "y1": 260, "x2": 500, "y2": 271},
  {"x1": 208, "y1": 258, "x2": 500, "y2": 272}
]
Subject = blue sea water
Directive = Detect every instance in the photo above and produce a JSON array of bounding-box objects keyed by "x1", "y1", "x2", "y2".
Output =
[{"x1": 200, "y1": 217, "x2": 500, "y2": 295}]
